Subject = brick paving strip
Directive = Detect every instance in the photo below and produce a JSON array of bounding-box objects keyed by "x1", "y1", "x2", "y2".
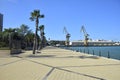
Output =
[{"x1": 0, "y1": 46, "x2": 120, "y2": 80}]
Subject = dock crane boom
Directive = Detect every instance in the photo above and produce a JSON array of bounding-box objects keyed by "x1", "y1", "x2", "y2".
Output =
[
  {"x1": 63, "y1": 27, "x2": 71, "y2": 46},
  {"x1": 80, "y1": 25, "x2": 89, "y2": 46}
]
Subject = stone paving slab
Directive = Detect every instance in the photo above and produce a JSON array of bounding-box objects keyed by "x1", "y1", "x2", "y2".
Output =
[
  {"x1": 62, "y1": 65, "x2": 120, "y2": 80},
  {"x1": 0, "y1": 50, "x2": 10, "y2": 57},
  {"x1": 47, "y1": 68, "x2": 99, "y2": 80},
  {"x1": 0, "y1": 57, "x2": 22, "y2": 66},
  {"x1": 0, "y1": 59, "x2": 51, "y2": 80}
]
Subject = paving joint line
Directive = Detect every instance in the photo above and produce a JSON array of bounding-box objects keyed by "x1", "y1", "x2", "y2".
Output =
[
  {"x1": 25, "y1": 58, "x2": 105, "y2": 80},
  {"x1": 55, "y1": 67, "x2": 105, "y2": 80},
  {"x1": 0, "y1": 59, "x2": 23, "y2": 67},
  {"x1": 42, "y1": 67, "x2": 55, "y2": 80}
]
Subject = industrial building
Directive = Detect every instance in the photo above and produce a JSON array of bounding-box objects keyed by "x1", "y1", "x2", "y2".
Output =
[
  {"x1": 0, "y1": 13, "x2": 3, "y2": 32},
  {"x1": 70, "y1": 40, "x2": 116, "y2": 46}
]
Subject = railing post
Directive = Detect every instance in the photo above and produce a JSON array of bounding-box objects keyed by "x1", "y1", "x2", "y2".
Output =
[
  {"x1": 84, "y1": 49, "x2": 85, "y2": 53},
  {"x1": 79, "y1": 48, "x2": 80, "y2": 52},
  {"x1": 99, "y1": 50, "x2": 101, "y2": 57},
  {"x1": 108, "y1": 51, "x2": 110, "y2": 58},
  {"x1": 81, "y1": 49, "x2": 82, "y2": 52},
  {"x1": 93, "y1": 50, "x2": 94, "y2": 55},
  {"x1": 88, "y1": 49, "x2": 89, "y2": 54}
]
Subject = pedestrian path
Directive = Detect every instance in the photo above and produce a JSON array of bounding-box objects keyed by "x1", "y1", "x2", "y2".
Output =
[{"x1": 0, "y1": 46, "x2": 120, "y2": 80}]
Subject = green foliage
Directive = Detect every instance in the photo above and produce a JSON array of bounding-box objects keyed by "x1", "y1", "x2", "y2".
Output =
[
  {"x1": 30, "y1": 10, "x2": 44, "y2": 21},
  {"x1": 0, "y1": 25, "x2": 34, "y2": 49},
  {"x1": 0, "y1": 47, "x2": 9, "y2": 50},
  {"x1": 39, "y1": 25, "x2": 44, "y2": 30},
  {"x1": 0, "y1": 42, "x2": 8, "y2": 47},
  {"x1": 16, "y1": 24, "x2": 29, "y2": 36}
]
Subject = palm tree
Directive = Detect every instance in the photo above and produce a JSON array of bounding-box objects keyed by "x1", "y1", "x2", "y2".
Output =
[{"x1": 30, "y1": 10, "x2": 44, "y2": 54}]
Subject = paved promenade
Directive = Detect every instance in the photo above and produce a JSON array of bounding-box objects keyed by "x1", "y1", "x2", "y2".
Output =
[{"x1": 0, "y1": 46, "x2": 120, "y2": 80}]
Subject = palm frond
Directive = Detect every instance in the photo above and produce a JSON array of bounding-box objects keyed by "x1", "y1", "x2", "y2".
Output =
[
  {"x1": 34, "y1": 10, "x2": 40, "y2": 17},
  {"x1": 40, "y1": 14, "x2": 44, "y2": 18},
  {"x1": 29, "y1": 17, "x2": 34, "y2": 21},
  {"x1": 39, "y1": 25, "x2": 44, "y2": 31}
]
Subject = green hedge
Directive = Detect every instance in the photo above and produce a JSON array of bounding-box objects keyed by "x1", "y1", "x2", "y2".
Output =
[
  {"x1": 0, "y1": 47, "x2": 10, "y2": 50},
  {"x1": 0, "y1": 42, "x2": 9, "y2": 47}
]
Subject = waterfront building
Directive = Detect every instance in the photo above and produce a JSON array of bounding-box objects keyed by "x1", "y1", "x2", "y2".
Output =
[
  {"x1": 70, "y1": 40, "x2": 116, "y2": 46},
  {"x1": 49, "y1": 40, "x2": 65, "y2": 46},
  {"x1": 0, "y1": 13, "x2": 3, "y2": 32}
]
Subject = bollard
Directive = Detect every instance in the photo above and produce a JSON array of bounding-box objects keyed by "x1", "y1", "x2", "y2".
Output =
[
  {"x1": 108, "y1": 51, "x2": 110, "y2": 58},
  {"x1": 93, "y1": 50, "x2": 94, "y2": 55},
  {"x1": 99, "y1": 50, "x2": 101, "y2": 57}
]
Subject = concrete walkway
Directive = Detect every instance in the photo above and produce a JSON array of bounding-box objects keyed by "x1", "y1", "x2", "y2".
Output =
[{"x1": 0, "y1": 46, "x2": 120, "y2": 80}]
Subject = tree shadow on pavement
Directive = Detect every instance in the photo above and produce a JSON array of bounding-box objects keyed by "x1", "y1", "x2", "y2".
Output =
[
  {"x1": 26, "y1": 54, "x2": 99, "y2": 59},
  {"x1": 79, "y1": 55, "x2": 99, "y2": 59},
  {"x1": 55, "y1": 55, "x2": 99, "y2": 59},
  {"x1": 27, "y1": 55, "x2": 56, "y2": 58}
]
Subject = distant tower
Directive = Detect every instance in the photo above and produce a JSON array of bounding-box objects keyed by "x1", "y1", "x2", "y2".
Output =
[{"x1": 0, "y1": 13, "x2": 3, "y2": 32}]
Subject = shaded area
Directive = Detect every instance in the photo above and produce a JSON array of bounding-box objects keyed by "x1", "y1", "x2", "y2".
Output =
[
  {"x1": 27, "y1": 54, "x2": 99, "y2": 59},
  {"x1": 58, "y1": 63, "x2": 120, "y2": 68},
  {"x1": 27, "y1": 55, "x2": 56, "y2": 58},
  {"x1": 64, "y1": 55, "x2": 100, "y2": 59}
]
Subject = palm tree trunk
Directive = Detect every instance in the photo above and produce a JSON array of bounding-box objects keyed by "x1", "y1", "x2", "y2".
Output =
[
  {"x1": 33, "y1": 17, "x2": 38, "y2": 54},
  {"x1": 40, "y1": 32, "x2": 43, "y2": 49}
]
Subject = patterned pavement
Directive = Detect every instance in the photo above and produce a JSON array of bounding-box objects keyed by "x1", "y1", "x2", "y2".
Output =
[{"x1": 0, "y1": 46, "x2": 120, "y2": 80}]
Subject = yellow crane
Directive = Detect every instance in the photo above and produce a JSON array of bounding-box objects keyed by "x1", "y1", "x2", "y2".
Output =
[
  {"x1": 63, "y1": 27, "x2": 71, "y2": 46},
  {"x1": 80, "y1": 25, "x2": 89, "y2": 46}
]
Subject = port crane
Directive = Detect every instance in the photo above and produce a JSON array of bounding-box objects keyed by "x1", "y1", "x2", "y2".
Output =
[
  {"x1": 80, "y1": 25, "x2": 89, "y2": 46},
  {"x1": 63, "y1": 27, "x2": 71, "y2": 46}
]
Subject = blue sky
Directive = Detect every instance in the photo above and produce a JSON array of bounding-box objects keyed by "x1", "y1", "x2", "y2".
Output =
[{"x1": 0, "y1": 0, "x2": 120, "y2": 41}]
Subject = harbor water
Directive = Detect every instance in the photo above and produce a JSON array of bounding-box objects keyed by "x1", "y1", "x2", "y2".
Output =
[{"x1": 61, "y1": 46, "x2": 120, "y2": 60}]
